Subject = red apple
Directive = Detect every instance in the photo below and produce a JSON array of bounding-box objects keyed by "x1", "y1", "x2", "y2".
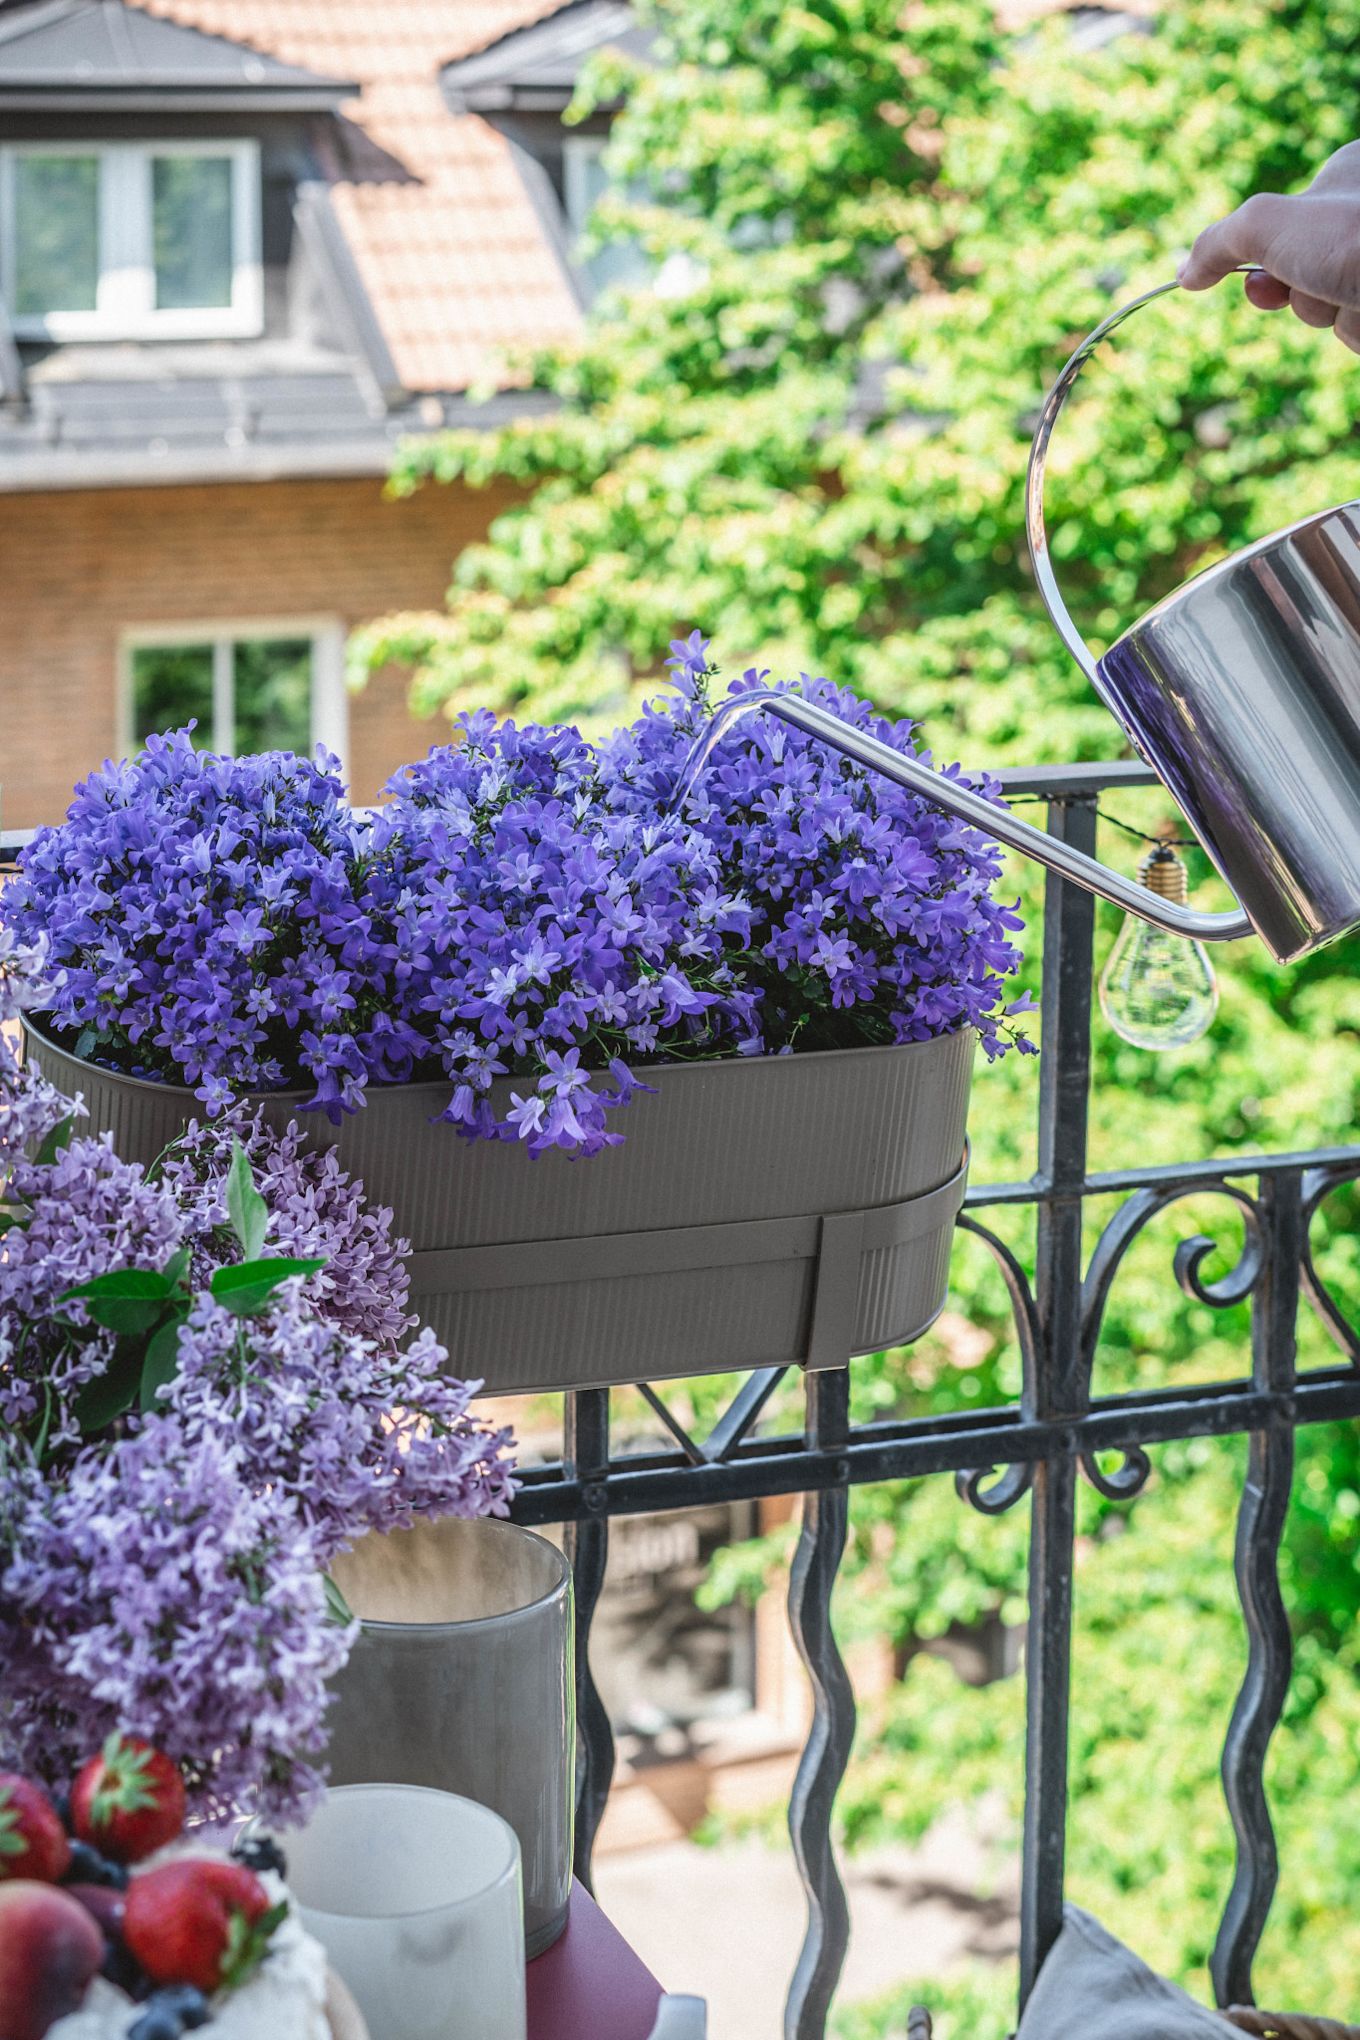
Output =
[{"x1": 0, "y1": 1881, "x2": 102, "y2": 2040}]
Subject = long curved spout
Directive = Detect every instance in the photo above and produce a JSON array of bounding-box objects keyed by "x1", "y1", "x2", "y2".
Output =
[{"x1": 672, "y1": 690, "x2": 1255, "y2": 945}]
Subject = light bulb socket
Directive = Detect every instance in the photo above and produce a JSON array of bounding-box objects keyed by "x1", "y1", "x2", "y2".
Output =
[{"x1": 1137, "y1": 844, "x2": 1189, "y2": 905}]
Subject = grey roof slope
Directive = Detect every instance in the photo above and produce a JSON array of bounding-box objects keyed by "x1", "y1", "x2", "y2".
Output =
[
  {"x1": 442, "y1": 0, "x2": 652, "y2": 112},
  {"x1": 0, "y1": 0, "x2": 357, "y2": 107},
  {"x1": 0, "y1": 350, "x2": 554, "y2": 490}
]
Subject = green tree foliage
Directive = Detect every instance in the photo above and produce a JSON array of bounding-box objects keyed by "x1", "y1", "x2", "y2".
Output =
[{"x1": 356, "y1": 0, "x2": 1360, "y2": 2024}]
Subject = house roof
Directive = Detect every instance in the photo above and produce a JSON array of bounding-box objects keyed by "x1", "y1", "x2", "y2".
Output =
[
  {"x1": 0, "y1": 0, "x2": 357, "y2": 109},
  {"x1": 442, "y1": 0, "x2": 651, "y2": 114},
  {"x1": 131, "y1": 0, "x2": 589, "y2": 393}
]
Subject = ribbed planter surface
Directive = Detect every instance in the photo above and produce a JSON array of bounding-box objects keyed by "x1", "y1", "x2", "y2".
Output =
[{"x1": 25, "y1": 1023, "x2": 974, "y2": 1394}]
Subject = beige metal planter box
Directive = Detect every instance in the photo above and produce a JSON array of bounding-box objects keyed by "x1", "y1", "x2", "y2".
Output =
[{"x1": 25, "y1": 1023, "x2": 973, "y2": 1396}]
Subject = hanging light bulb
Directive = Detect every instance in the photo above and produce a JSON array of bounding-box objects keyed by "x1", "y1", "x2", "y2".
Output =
[{"x1": 1098, "y1": 844, "x2": 1219, "y2": 1050}]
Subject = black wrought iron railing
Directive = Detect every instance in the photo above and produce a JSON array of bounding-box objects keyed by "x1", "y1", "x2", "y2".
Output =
[
  {"x1": 503, "y1": 762, "x2": 1360, "y2": 2038},
  {"x1": 7, "y1": 761, "x2": 1360, "y2": 2037}
]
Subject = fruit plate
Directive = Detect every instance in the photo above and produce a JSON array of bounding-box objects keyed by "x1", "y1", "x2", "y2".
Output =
[{"x1": 326, "y1": 1968, "x2": 370, "y2": 2040}]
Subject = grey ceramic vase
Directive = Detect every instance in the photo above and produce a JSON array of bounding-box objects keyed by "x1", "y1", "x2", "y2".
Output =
[{"x1": 323, "y1": 1518, "x2": 574, "y2": 1960}]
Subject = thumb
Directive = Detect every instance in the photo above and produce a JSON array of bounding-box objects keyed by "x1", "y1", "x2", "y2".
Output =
[{"x1": 1177, "y1": 193, "x2": 1285, "y2": 290}]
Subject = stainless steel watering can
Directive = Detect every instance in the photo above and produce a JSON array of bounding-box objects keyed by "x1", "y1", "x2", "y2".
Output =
[{"x1": 680, "y1": 277, "x2": 1360, "y2": 964}]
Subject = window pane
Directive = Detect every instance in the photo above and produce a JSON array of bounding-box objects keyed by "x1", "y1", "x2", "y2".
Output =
[
  {"x1": 153, "y1": 156, "x2": 233, "y2": 311},
  {"x1": 233, "y1": 639, "x2": 312, "y2": 755},
  {"x1": 563, "y1": 138, "x2": 647, "y2": 295},
  {"x1": 131, "y1": 645, "x2": 214, "y2": 750},
  {"x1": 13, "y1": 155, "x2": 99, "y2": 317}
]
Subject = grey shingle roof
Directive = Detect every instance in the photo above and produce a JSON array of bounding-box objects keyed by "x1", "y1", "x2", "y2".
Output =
[{"x1": 0, "y1": 0, "x2": 357, "y2": 107}]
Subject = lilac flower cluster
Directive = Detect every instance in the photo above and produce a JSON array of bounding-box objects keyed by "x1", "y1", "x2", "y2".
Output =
[
  {"x1": 0, "y1": 1134, "x2": 184, "y2": 1452},
  {"x1": 0, "y1": 928, "x2": 70, "y2": 1173},
  {"x1": 163, "y1": 1297, "x2": 515, "y2": 1567},
  {"x1": 1, "y1": 647, "x2": 1032, "y2": 1154},
  {"x1": 0, "y1": 1421, "x2": 347, "y2": 1819},
  {"x1": 0, "y1": 938, "x2": 517, "y2": 1819},
  {"x1": 157, "y1": 1107, "x2": 414, "y2": 1350}
]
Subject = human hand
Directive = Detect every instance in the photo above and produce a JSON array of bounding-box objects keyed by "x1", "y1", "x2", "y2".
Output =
[{"x1": 1177, "y1": 140, "x2": 1360, "y2": 352}]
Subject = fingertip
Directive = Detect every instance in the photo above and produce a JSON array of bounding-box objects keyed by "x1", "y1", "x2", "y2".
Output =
[{"x1": 1244, "y1": 269, "x2": 1291, "y2": 311}]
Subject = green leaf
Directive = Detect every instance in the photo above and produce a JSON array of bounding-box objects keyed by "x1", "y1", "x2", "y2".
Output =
[
  {"x1": 75, "y1": 1026, "x2": 99, "y2": 1060},
  {"x1": 323, "y1": 1574, "x2": 356, "y2": 1627},
  {"x1": 33, "y1": 1114, "x2": 75, "y2": 1167},
  {"x1": 61, "y1": 1264, "x2": 177, "y2": 1346},
  {"x1": 0, "y1": 1211, "x2": 25, "y2": 1238},
  {"x1": 71, "y1": 1348, "x2": 142, "y2": 1436},
  {"x1": 225, "y1": 1139, "x2": 269, "y2": 1263},
  {"x1": 60, "y1": 1268, "x2": 174, "y2": 1338},
  {"x1": 161, "y1": 1244, "x2": 193, "y2": 1296},
  {"x1": 220, "y1": 1896, "x2": 290, "y2": 1994},
  {"x1": 139, "y1": 1310, "x2": 188, "y2": 1411},
  {"x1": 209, "y1": 1256, "x2": 325, "y2": 1317},
  {"x1": 31, "y1": 1382, "x2": 54, "y2": 1467}
]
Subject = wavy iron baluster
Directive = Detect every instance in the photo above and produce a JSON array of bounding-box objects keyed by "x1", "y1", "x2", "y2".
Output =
[
  {"x1": 786, "y1": 1367, "x2": 855, "y2": 2040},
  {"x1": 1212, "y1": 1175, "x2": 1300, "y2": 2008},
  {"x1": 563, "y1": 1388, "x2": 614, "y2": 1891}
]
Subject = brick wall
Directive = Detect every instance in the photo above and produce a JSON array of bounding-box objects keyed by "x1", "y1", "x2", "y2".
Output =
[{"x1": 0, "y1": 474, "x2": 512, "y2": 828}]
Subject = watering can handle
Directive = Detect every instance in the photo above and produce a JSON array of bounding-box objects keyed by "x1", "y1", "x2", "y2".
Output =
[{"x1": 1025, "y1": 270, "x2": 1256, "y2": 700}]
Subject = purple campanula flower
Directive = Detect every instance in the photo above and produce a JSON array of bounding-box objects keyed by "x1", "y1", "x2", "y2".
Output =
[{"x1": 1, "y1": 655, "x2": 1032, "y2": 1158}]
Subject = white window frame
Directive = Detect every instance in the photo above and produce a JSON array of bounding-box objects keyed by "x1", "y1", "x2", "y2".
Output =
[
  {"x1": 0, "y1": 139, "x2": 262, "y2": 342},
  {"x1": 118, "y1": 617, "x2": 348, "y2": 768}
]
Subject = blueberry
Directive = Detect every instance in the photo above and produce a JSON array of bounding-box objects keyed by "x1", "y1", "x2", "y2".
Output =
[
  {"x1": 127, "y1": 2014, "x2": 182, "y2": 2040},
  {"x1": 158, "y1": 1987, "x2": 211, "y2": 2030},
  {"x1": 233, "y1": 1832, "x2": 287, "y2": 1879},
  {"x1": 52, "y1": 1791, "x2": 72, "y2": 1834},
  {"x1": 64, "y1": 1839, "x2": 129, "y2": 1889},
  {"x1": 101, "y1": 1939, "x2": 151, "y2": 1999},
  {"x1": 128, "y1": 1989, "x2": 215, "y2": 2040}
]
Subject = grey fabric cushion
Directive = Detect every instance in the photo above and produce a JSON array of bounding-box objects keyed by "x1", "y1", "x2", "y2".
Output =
[{"x1": 1016, "y1": 1906, "x2": 1232, "y2": 2040}]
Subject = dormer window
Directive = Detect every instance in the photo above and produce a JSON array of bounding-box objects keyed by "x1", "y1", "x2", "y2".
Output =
[{"x1": 0, "y1": 139, "x2": 261, "y2": 340}]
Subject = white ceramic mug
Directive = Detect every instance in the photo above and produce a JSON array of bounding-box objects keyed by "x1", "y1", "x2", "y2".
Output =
[{"x1": 285, "y1": 1784, "x2": 526, "y2": 2040}]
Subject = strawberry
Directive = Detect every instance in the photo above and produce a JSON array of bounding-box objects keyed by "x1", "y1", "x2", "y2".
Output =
[
  {"x1": 71, "y1": 1735, "x2": 186, "y2": 1866},
  {"x1": 0, "y1": 1777, "x2": 70, "y2": 1886},
  {"x1": 123, "y1": 1859, "x2": 285, "y2": 1997}
]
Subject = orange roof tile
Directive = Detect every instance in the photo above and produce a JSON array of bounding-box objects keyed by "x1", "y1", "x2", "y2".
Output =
[{"x1": 132, "y1": 0, "x2": 585, "y2": 391}]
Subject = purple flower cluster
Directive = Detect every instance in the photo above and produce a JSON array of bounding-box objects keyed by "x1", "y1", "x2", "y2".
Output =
[
  {"x1": 0, "y1": 935, "x2": 517, "y2": 1819},
  {"x1": 163, "y1": 1296, "x2": 515, "y2": 1567},
  {"x1": 0, "y1": 1133, "x2": 184, "y2": 1452},
  {"x1": 2, "y1": 649, "x2": 1032, "y2": 1154},
  {"x1": 1, "y1": 733, "x2": 412, "y2": 1119},
  {"x1": 157, "y1": 1107, "x2": 414, "y2": 1350},
  {"x1": 364, "y1": 712, "x2": 743, "y2": 1152},
  {"x1": 0, "y1": 1421, "x2": 347, "y2": 1820},
  {"x1": 365, "y1": 658, "x2": 1031, "y2": 1151},
  {"x1": 0, "y1": 929, "x2": 70, "y2": 1172},
  {"x1": 606, "y1": 656, "x2": 1035, "y2": 1059}
]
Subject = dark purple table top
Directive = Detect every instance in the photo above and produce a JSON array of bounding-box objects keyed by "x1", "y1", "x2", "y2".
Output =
[{"x1": 526, "y1": 1882, "x2": 663, "y2": 2040}]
